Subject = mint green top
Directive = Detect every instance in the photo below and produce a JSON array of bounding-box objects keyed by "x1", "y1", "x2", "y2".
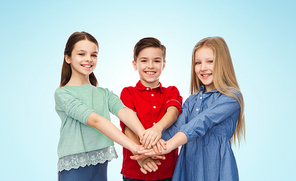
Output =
[{"x1": 54, "y1": 84, "x2": 125, "y2": 158}]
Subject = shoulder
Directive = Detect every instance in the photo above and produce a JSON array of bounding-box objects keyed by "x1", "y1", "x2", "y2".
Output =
[
  {"x1": 54, "y1": 86, "x2": 73, "y2": 97},
  {"x1": 120, "y1": 86, "x2": 137, "y2": 96},
  {"x1": 219, "y1": 87, "x2": 243, "y2": 102},
  {"x1": 95, "y1": 86, "x2": 118, "y2": 97},
  {"x1": 162, "y1": 85, "x2": 181, "y2": 94},
  {"x1": 122, "y1": 86, "x2": 135, "y2": 92}
]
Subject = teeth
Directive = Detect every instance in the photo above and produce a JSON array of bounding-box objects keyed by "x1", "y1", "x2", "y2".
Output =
[
  {"x1": 146, "y1": 72, "x2": 155, "y2": 75},
  {"x1": 202, "y1": 74, "x2": 211, "y2": 77},
  {"x1": 82, "y1": 65, "x2": 92, "y2": 68}
]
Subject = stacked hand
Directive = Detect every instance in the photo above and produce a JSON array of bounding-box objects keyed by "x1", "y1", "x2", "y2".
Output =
[
  {"x1": 131, "y1": 125, "x2": 169, "y2": 174},
  {"x1": 131, "y1": 138, "x2": 170, "y2": 174}
]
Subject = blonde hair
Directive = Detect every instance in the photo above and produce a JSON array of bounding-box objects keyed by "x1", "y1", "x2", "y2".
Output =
[{"x1": 190, "y1": 36, "x2": 245, "y2": 145}]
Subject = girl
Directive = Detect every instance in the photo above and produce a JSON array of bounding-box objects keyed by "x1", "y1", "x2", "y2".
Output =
[
  {"x1": 135, "y1": 36, "x2": 245, "y2": 181},
  {"x1": 54, "y1": 31, "x2": 146, "y2": 181}
]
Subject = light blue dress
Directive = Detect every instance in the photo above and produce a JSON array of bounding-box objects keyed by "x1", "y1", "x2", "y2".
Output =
[{"x1": 162, "y1": 86, "x2": 241, "y2": 181}]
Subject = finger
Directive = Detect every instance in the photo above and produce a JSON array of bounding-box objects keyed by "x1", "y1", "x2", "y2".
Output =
[
  {"x1": 142, "y1": 132, "x2": 151, "y2": 147},
  {"x1": 140, "y1": 167, "x2": 147, "y2": 174},
  {"x1": 154, "y1": 160, "x2": 161, "y2": 165},
  {"x1": 159, "y1": 139, "x2": 167, "y2": 150},
  {"x1": 143, "y1": 164, "x2": 152, "y2": 172},
  {"x1": 150, "y1": 160, "x2": 158, "y2": 171},
  {"x1": 151, "y1": 135, "x2": 161, "y2": 147},
  {"x1": 152, "y1": 145, "x2": 159, "y2": 154},
  {"x1": 152, "y1": 155, "x2": 166, "y2": 160},
  {"x1": 146, "y1": 161, "x2": 157, "y2": 172},
  {"x1": 148, "y1": 134, "x2": 158, "y2": 149},
  {"x1": 144, "y1": 133, "x2": 154, "y2": 148},
  {"x1": 130, "y1": 154, "x2": 145, "y2": 160}
]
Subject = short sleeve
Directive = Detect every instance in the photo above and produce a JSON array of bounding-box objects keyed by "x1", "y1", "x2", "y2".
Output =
[
  {"x1": 165, "y1": 86, "x2": 183, "y2": 115},
  {"x1": 119, "y1": 87, "x2": 135, "y2": 131},
  {"x1": 54, "y1": 88, "x2": 94, "y2": 125},
  {"x1": 162, "y1": 95, "x2": 190, "y2": 140}
]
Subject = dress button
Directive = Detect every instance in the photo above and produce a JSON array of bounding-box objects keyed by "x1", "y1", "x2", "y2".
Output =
[
  {"x1": 146, "y1": 88, "x2": 149, "y2": 91},
  {"x1": 151, "y1": 94, "x2": 154, "y2": 96},
  {"x1": 196, "y1": 108, "x2": 199, "y2": 111},
  {"x1": 153, "y1": 122, "x2": 156, "y2": 125},
  {"x1": 200, "y1": 97, "x2": 202, "y2": 99},
  {"x1": 153, "y1": 106, "x2": 156, "y2": 109}
]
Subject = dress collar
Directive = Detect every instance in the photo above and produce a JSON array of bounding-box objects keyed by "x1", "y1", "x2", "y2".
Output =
[{"x1": 199, "y1": 85, "x2": 219, "y2": 94}]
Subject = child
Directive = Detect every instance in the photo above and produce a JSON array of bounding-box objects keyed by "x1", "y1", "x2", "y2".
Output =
[
  {"x1": 54, "y1": 31, "x2": 147, "y2": 181},
  {"x1": 120, "y1": 37, "x2": 183, "y2": 181},
  {"x1": 135, "y1": 36, "x2": 245, "y2": 181}
]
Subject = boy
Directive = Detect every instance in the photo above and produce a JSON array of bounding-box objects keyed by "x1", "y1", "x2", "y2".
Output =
[{"x1": 120, "y1": 37, "x2": 182, "y2": 181}]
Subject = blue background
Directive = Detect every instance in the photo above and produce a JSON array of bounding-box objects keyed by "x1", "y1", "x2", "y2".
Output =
[{"x1": 1, "y1": 0, "x2": 295, "y2": 180}]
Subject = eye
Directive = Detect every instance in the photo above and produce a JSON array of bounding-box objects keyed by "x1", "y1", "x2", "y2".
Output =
[
  {"x1": 208, "y1": 60, "x2": 213, "y2": 63},
  {"x1": 91, "y1": 54, "x2": 97, "y2": 57},
  {"x1": 155, "y1": 60, "x2": 161, "y2": 63},
  {"x1": 78, "y1": 53, "x2": 84, "y2": 56},
  {"x1": 195, "y1": 62, "x2": 201, "y2": 65},
  {"x1": 140, "y1": 59, "x2": 147, "y2": 62}
]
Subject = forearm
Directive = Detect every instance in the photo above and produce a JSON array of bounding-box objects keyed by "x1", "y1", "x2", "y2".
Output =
[
  {"x1": 118, "y1": 108, "x2": 145, "y2": 136},
  {"x1": 125, "y1": 126, "x2": 141, "y2": 145},
  {"x1": 154, "y1": 106, "x2": 179, "y2": 132},
  {"x1": 87, "y1": 112, "x2": 137, "y2": 152},
  {"x1": 166, "y1": 132, "x2": 188, "y2": 152},
  {"x1": 125, "y1": 126, "x2": 149, "y2": 166}
]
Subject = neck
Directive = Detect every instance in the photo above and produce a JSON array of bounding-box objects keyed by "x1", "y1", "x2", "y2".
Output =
[
  {"x1": 140, "y1": 80, "x2": 160, "y2": 88},
  {"x1": 67, "y1": 74, "x2": 91, "y2": 86}
]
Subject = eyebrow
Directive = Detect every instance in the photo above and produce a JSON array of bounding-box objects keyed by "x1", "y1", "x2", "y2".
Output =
[{"x1": 76, "y1": 49, "x2": 98, "y2": 54}]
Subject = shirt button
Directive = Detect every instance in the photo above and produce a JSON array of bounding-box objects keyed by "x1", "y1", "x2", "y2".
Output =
[
  {"x1": 196, "y1": 108, "x2": 199, "y2": 111},
  {"x1": 200, "y1": 97, "x2": 202, "y2": 99},
  {"x1": 146, "y1": 88, "x2": 149, "y2": 91},
  {"x1": 153, "y1": 122, "x2": 156, "y2": 125},
  {"x1": 151, "y1": 94, "x2": 154, "y2": 96},
  {"x1": 153, "y1": 106, "x2": 156, "y2": 109}
]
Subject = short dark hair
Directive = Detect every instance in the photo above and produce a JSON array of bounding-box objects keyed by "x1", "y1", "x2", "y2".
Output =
[{"x1": 133, "y1": 37, "x2": 166, "y2": 61}]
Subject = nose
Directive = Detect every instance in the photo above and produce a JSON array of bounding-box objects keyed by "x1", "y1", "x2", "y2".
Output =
[
  {"x1": 201, "y1": 63, "x2": 208, "y2": 71},
  {"x1": 147, "y1": 60, "x2": 153, "y2": 68},
  {"x1": 86, "y1": 55, "x2": 92, "y2": 62}
]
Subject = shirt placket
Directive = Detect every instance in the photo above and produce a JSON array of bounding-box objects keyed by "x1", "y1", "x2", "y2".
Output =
[
  {"x1": 149, "y1": 88, "x2": 158, "y2": 126},
  {"x1": 195, "y1": 92, "x2": 204, "y2": 114}
]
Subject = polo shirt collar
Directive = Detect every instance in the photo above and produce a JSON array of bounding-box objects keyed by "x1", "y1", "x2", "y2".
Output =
[{"x1": 136, "y1": 81, "x2": 165, "y2": 93}]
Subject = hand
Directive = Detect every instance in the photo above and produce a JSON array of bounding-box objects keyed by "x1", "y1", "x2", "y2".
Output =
[
  {"x1": 138, "y1": 158, "x2": 161, "y2": 174},
  {"x1": 152, "y1": 139, "x2": 167, "y2": 154},
  {"x1": 141, "y1": 125, "x2": 163, "y2": 149}
]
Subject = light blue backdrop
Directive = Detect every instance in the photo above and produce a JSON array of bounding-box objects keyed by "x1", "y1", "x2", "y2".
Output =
[{"x1": 1, "y1": 1, "x2": 295, "y2": 180}]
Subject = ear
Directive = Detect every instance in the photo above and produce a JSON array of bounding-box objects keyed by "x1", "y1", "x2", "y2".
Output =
[
  {"x1": 162, "y1": 60, "x2": 166, "y2": 70},
  {"x1": 65, "y1": 55, "x2": 71, "y2": 64},
  {"x1": 132, "y1": 60, "x2": 138, "y2": 71}
]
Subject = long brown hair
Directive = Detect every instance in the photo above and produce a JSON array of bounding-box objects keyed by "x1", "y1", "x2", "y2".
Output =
[
  {"x1": 190, "y1": 36, "x2": 245, "y2": 145},
  {"x1": 60, "y1": 31, "x2": 98, "y2": 87}
]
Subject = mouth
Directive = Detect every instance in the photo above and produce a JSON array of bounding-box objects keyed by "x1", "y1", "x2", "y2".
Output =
[
  {"x1": 145, "y1": 71, "x2": 156, "y2": 75},
  {"x1": 201, "y1": 73, "x2": 212, "y2": 77},
  {"x1": 81, "y1": 64, "x2": 93, "y2": 68}
]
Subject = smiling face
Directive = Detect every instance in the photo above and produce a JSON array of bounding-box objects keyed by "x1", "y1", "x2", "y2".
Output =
[
  {"x1": 65, "y1": 40, "x2": 98, "y2": 81},
  {"x1": 194, "y1": 46, "x2": 215, "y2": 92},
  {"x1": 133, "y1": 47, "x2": 165, "y2": 88}
]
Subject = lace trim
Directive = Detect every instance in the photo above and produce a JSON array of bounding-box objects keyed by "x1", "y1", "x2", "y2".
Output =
[{"x1": 58, "y1": 146, "x2": 118, "y2": 172}]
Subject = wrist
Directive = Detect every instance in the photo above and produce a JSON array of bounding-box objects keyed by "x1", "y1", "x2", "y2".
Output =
[{"x1": 153, "y1": 124, "x2": 163, "y2": 132}]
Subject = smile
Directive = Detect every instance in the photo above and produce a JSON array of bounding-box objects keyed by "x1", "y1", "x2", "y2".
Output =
[
  {"x1": 81, "y1": 64, "x2": 92, "y2": 68},
  {"x1": 201, "y1": 73, "x2": 212, "y2": 77},
  {"x1": 145, "y1": 71, "x2": 156, "y2": 75}
]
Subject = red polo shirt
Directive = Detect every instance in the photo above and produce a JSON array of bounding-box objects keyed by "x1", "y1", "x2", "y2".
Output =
[{"x1": 120, "y1": 81, "x2": 183, "y2": 180}]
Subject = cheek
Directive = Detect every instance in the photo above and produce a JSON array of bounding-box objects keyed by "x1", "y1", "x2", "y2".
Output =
[{"x1": 195, "y1": 66, "x2": 200, "y2": 74}]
